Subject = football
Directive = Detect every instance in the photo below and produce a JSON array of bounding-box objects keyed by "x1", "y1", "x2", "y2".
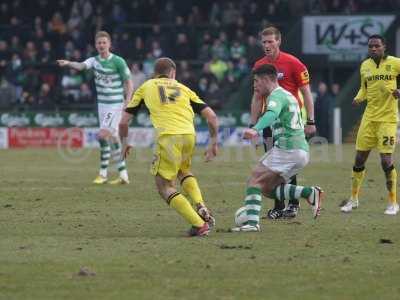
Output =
[{"x1": 234, "y1": 206, "x2": 248, "y2": 226}]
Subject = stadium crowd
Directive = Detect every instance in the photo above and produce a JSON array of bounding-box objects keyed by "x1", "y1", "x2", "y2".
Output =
[{"x1": 0, "y1": 0, "x2": 399, "y2": 112}]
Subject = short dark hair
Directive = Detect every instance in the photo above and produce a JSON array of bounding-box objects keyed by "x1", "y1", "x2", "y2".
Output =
[
  {"x1": 154, "y1": 57, "x2": 176, "y2": 77},
  {"x1": 368, "y1": 34, "x2": 385, "y2": 44},
  {"x1": 252, "y1": 64, "x2": 278, "y2": 80}
]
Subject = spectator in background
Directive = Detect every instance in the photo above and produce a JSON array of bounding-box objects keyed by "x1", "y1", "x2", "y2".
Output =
[
  {"x1": 211, "y1": 38, "x2": 229, "y2": 61},
  {"x1": 0, "y1": 40, "x2": 10, "y2": 62},
  {"x1": 39, "y1": 41, "x2": 55, "y2": 64},
  {"x1": 315, "y1": 81, "x2": 334, "y2": 142},
  {"x1": 176, "y1": 60, "x2": 197, "y2": 90},
  {"x1": 36, "y1": 82, "x2": 54, "y2": 110},
  {"x1": 222, "y1": 2, "x2": 240, "y2": 27},
  {"x1": 331, "y1": 82, "x2": 340, "y2": 98},
  {"x1": 9, "y1": 36, "x2": 22, "y2": 54},
  {"x1": 78, "y1": 83, "x2": 94, "y2": 104},
  {"x1": 64, "y1": 40, "x2": 76, "y2": 59},
  {"x1": 0, "y1": 3, "x2": 10, "y2": 25},
  {"x1": 142, "y1": 53, "x2": 155, "y2": 77},
  {"x1": 23, "y1": 41, "x2": 38, "y2": 65},
  {"x1": 130, "y1": 62, "x2": 146, "y2": 90},
  {"x1": 209, "y1": 55, "x2": 229, "y2": 82},
  {"x1": 174, "y1": 33, "x2": 192, "y2": 60},
  {"x1": 0, "y1": 66, "x2": 16, "y2": 107},
  {"x1": 48, "y1": 12, "x2": 67, "y2": 36},
  {"x1": 160, "y1": 1, "x2": 176, "y2": 24},
  {"x1": 246, "y1": 35, "x2": 263, "y2": 66},
  {"x1": 132, "y1": 36, "x2": 146, "y2": 61},
  {"x1": 5, "y1": 53, "x2": 23, "y2": 100},
  {"x1": 61, "y1": 69, "x2": 84, "y2": 102},
  {"x1": 150, "y1": 40, "x2": 163, "y2": 59},
  {"x1": 230, "y1": 40, "x2": 246, "y2": 62}
]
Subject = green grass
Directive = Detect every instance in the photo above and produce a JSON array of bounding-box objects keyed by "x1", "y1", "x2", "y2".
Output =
[{"x1": 1, "y1": 144, "x2": 400, "y2": 300}]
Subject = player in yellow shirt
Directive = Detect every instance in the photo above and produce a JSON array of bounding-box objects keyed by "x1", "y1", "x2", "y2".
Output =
[
  {"x1": 342, "y1": 35, "x2": 400, "y2": 215},
  {"x1": 119, "y1": 57, "x2": 219, "y2": 236}
]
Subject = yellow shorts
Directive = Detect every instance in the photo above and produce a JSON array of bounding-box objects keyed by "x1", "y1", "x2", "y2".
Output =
[
  {"x1": 150, "y1": 134, "x2": 195, "y2": 180},
  {"x1": 356, "y1": 119, "x2": 397, "y2": 153}
]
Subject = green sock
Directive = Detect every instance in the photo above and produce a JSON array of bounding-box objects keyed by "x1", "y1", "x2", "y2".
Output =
[
  {"x1": 99, "y1": 139, "x2": 110, "y2": 177},
  {"x1": 111, "y1": 142, "x2": 128, "y2": 179},
  {"x1": 269, "y1": 184, "x2": 313, "y2": 201},
  {"x1": 245, "y1": 187, "x2": 262, "y2": 226}
]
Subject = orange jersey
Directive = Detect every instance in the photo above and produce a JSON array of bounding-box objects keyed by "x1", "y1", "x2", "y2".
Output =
[{"x1": 254, "y1": 51, "x2": 309, "y2": 108}]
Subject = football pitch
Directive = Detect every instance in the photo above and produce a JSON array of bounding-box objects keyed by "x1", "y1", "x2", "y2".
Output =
[{"x1": 1, "y1": 144, "x2": 400, "y2": 300}]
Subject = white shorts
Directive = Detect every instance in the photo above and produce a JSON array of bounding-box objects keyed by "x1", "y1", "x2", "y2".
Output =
[
  {"x1": 260, "y1": 147, "x2": 309, "y2": 182},
  {"x1": 98, "y1": 105, "x2": 123, "y2": 136}
]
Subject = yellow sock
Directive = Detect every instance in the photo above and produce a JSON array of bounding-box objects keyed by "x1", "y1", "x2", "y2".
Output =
[
  {"x1": 169, "y1": 193, "x2": 204, "y2": 227},
  {"x1": 351, "y1": 166, "x2": 366, "y2": 201},
  {"x1": 181, "y1": 175, "x2": 204, "y2": 206},
  {"x1": 385, "y1": 166, "x2": 397, "y2": 204}
]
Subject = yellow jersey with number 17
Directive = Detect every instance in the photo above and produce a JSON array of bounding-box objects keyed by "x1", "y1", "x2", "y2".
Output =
[
  {"x1": 125, "y1": 76, "x2": 207, "y2": 136},
  {"x1": 355, "y1": 56, "x2": 400, "y2": 123}
]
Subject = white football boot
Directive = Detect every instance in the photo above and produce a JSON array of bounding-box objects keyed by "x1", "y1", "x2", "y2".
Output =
[
  {"x1": 341, "y1": 199, "x2": 359, "y2": 213},
  {"x1": 384, "y1": 203, "x2": 399, "y2": 215},
  {"x1": 307, "y1": 186, "x2": 324, "y2": 219},
  {"x1": 231, "y1": 224, "x2": 261, "y2": 232}
]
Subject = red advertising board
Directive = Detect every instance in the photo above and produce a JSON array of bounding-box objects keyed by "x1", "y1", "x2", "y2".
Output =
[{"x1": 8, "y1": 128, "x2": 83, "y2": 148}]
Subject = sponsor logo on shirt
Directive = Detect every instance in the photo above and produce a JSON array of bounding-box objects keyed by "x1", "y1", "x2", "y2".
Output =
[{"x1": 300, "y1": 71, "x2": 309, "y2": 83}]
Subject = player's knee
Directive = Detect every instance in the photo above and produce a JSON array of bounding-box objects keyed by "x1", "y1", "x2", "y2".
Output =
[
  {"x1": 353, "y1": 165, "x2": 365, "y2": 173},
  {"x1": 247, "y1": 174, "x2": 262, "y2": 188},
  {"x1": 381, "y1": 162, "x2": 394, "y2": 174},
  {"x1": 98, "y1": 129, "x2": 110, "y2": 140}
]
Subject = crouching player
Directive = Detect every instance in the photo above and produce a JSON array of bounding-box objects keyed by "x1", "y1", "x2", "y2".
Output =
[
  {"x1": 119, "y1": 57, "x2": 219, "y2": 236},
  {"x1": 232, "y1": 64, "x2": 324, "y2": 232}
]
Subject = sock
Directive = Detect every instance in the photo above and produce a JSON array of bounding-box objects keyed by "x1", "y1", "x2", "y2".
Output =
[
  {"x1": 168, "y1": 192, "x2": 204, "y2": 227},
  {"x1": 99, "y1": 139, "x2": 110, "y2": 178},
  {"x1": 181, "y1": 175, "x2": 203, "y2": 206},
  {"x1": 111, "y1": 142, "x2": 128, "y2": 180},
  {"x1": 351, "y1": 166, "x2": 365, "y2": 201},
  {"x1": 269, "y1": 184, "x2": 313, "y2": 201},
  {"x1": 288, "y1": 175, "x2": 299, "y2": 206},
  {"x1": 245, "y1": 187, "x2": 262, "y2": 226},
  {"x1": 384, "y1": 165, "x2": 397, "y2": 204}
]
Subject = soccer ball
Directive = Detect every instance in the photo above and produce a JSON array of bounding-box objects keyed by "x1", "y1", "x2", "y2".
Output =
[{"x1": 234, "y1": 206, "x2": 248, "y2": 226}]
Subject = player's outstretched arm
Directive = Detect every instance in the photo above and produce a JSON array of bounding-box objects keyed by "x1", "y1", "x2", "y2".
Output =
[
  {"x1": 201, "y1": 107, "x2": 219, "y2": 162},
  {"x1": 300, "y1": 84, "x2": 316, "y2": 135},
  {"x1": 56, "y1": 60, "x2": 86, "y2": 71}
]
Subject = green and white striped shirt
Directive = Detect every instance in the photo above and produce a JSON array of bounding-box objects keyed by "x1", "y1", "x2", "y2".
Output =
[
  {"x1": 83, "y1": 53, "x2": 131, "y2": 106},
  {"x1": 266, "y1": 87, "x2": 309, "y2": 152}
]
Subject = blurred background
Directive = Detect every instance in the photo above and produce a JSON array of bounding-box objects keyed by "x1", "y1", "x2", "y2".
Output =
[{"x1": 0, "y1": 0, "x2": 399, "y2": 148}]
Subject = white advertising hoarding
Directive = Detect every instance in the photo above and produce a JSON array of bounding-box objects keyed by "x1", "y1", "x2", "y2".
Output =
[{"x1": 303, "y1": 15, "x2": 395, "y2": 57}]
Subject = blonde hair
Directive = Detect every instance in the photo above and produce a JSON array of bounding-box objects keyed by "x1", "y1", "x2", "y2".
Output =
[
  {"x1": 95, "y1": 31, "x2": 111, "y2": 42},
  {"x1": 260, "y1": 26, "x2": 281, "y2": 41}
]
